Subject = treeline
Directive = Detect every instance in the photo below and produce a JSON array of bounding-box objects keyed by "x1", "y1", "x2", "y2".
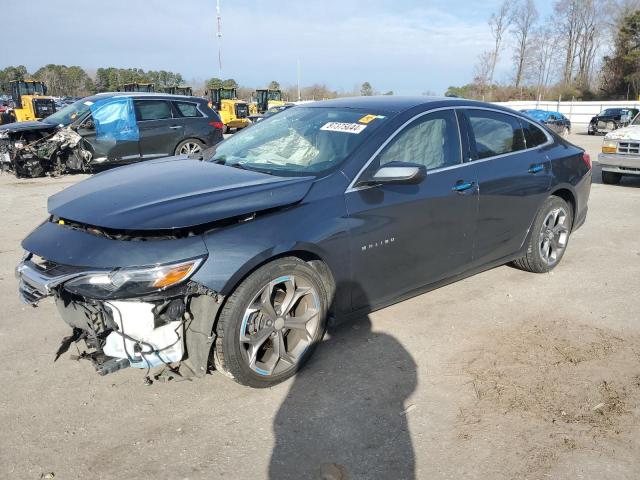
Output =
[
  {"x1": 447, "y1": 0, "x2": 640, "y2": 101},
  {"x1": 0, "y1": 65, "x2": 187, "y2": 97}
]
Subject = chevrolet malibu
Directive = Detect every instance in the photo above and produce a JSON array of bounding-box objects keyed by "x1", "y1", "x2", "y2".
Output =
[{"x1": 16, "y1": 97, "x2": 592, "y2": 388}]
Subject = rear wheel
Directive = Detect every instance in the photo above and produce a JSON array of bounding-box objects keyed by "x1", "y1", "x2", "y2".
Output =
[
  {"x1": 174, "y1": 138, "x2": 205, "y2": 156},
  {"x1": 513, "y1": 196, "x2": 573, "y2": 273},
  {"x1": 602, "y1": 171, "x2": 622, "y2": 185},
  {"x1": 214, "y1": 257, "x2": 328, "y2": 388}
]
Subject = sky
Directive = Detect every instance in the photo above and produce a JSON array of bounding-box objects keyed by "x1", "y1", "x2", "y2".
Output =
[{"x1": 1, "y1": 0, "x2": 555, "y2": 95}]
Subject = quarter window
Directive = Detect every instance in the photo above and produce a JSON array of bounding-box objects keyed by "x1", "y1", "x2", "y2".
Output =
[
  {"x1": 377, "y1": 109, "x2": 461, "y2": 170},
  {"x1": 520, "y1": 120, "x2": 548, "y2": 148},
  {"x1": 174, "y1": 101, "x2": 202, "y2": 118},
  {"x1": 135, "y1": 100, "x2": 172, "y2": 121},
  {"x1": 467, "y1": 110, "x2": 526, "y2": 159}
]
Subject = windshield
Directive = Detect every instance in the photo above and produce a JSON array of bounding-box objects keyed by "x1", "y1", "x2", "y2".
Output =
[
  {"x1": 268, "y1": 91, "x2": 282, "y2": 101},
  {"x1": 209, "y1": 107, "x2": 388, "y2": 176},
  {"x1": 16, "y1": 82, "x2": 45, "y2": 96},
  {"x1": 42, "y1": 97, "x2": 94, "y2": 125}
]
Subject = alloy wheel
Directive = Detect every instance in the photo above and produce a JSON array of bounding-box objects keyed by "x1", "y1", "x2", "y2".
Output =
[
  {"x1": 239, "y1": 275, "x2": 320, "y2": 376},
  {"x1": 539, "y1": 207, "x2": 569, "y2": 266},
  {"x1": 179, "y1": 142, "x2": 203, "y2": 155}
]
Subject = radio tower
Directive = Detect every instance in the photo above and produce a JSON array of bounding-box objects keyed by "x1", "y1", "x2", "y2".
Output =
[{"x1": 216, "y1": 0, "x2": 223, "y2": 77}]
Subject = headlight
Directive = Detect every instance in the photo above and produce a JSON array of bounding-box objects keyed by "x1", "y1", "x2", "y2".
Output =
[
  {"x1": 63, "y1": 258, "x2": 204, "y2": 299},
  {"x1": 602, "y1": 139, "x2": 617, "y2": 154}
]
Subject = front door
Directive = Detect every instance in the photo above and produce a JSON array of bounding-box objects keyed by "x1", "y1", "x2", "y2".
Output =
[{"x1": 345, "y1": 109, "x2": 478, "y2": 311}]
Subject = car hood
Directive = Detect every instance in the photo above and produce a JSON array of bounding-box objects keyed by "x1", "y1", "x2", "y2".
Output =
[
  {"x1": 605, "y1": 125, "x2": 640, "y2": 141},
  {"x1": 0, "y1": 120, "x2": 58, "y2": 134},
  {"x1": 48, "y1": 157, "x2": 315, "y2": 230}
]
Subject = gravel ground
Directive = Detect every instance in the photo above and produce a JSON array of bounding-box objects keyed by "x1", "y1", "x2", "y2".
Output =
[{"x1": 1, "y1": 131, "x2": 639, "y2": 479}]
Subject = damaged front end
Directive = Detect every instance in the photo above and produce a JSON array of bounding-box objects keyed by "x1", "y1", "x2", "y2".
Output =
[
  {"x1": 3, "y1": 126, "x2": 92, "y2": 178},
  {"x1": 16, "y1": 252, "x2": 222, "y2": 379}
]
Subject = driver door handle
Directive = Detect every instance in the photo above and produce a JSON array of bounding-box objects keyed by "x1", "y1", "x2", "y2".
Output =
[
  {"x1": 452, "y1": 181, "x2": 475, "y2": 193},
  {"x1": 528, "y1": 164, "x2": 544, "y2": 174}
]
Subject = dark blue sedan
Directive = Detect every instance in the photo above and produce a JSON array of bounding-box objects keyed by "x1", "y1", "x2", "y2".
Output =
[{"x1": 16, "y1": 97, "x2": 592, "y2": 387}]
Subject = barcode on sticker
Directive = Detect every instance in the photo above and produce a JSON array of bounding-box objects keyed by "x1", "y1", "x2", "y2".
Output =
[{"x1": 320, "y1": 122, "x2": 367, "y2": 134}]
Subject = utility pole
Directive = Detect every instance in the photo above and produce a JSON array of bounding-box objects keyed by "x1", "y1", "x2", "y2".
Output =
[
  {"x1": 216, "y1": 0, "x2": 223, "y2": 77},
  {"x1": 297, "y1": 60, "x2": 301, "y2": 101}
]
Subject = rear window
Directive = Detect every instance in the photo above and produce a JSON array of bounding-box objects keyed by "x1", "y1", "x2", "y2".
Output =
[
  {"x1": 135, "y1": 100, "x2": 172, "y2": 121},
  {"x1": 174, "y1": 101, "x2": 203, "y2": 118},
  {"x1": 467, "y1": 110, "x2": 526, "y2": 159}
]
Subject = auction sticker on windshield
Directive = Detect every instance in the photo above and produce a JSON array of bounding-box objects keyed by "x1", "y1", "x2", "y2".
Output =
[{"x1": 320, "y1": 122, "x2": 367, "y2": 134}]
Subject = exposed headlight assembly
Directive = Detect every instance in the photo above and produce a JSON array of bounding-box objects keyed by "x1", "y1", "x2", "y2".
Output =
[
  {"x1": 63, "y1": 258, "x2": 204, "y2": 299},
  {"x1": 602, "y1": 139, "x2": 617, "y2": 154}
]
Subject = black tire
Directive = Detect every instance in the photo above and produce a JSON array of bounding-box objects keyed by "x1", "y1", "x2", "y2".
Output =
[
  {"x1": 513, "y1": 196, "x2": 573, "y2": 273},
  {"x1": 214, "y1": 257, "x2": 329, "y2": 388},
  {"x1": 602, "y1": 171, "x2": 622, "y2": 185},
  {"x1": 223, "y1": 125, "x2": 229, "y2": 134},
  {"x1": 174, "y1": 138, "x2": 205, "y2": 156}
]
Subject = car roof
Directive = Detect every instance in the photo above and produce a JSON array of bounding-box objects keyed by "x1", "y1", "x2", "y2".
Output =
[
  {"x1": 82, "y1": 92, "x2": 203, "y2": 102},
  {"x1": 302, "y1": 95, "x2": 494, "y2": 114}
]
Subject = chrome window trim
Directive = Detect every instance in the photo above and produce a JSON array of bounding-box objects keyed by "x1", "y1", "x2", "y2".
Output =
[{"x1": 345, "y1": 105, "x2": 553, "y2": 193}]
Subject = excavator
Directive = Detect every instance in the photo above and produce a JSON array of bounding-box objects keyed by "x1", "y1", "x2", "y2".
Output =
[
  {"x1": 250, "y1": 88, "x2": 285, "y2": 115},
  {"x1": 0, "y1": 80, "x2": 56, "y2": 124},
  {"x1": 207, "y1": 87, "x2": 250, "y2": 132}
]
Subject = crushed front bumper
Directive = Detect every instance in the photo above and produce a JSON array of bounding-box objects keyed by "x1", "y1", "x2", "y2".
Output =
[
  {"x1": 598, "y1": 153, "x2": 640, "y2": 175},
  {"x1": 16, "y1": 253, "x2": 187, "y2": 374}
]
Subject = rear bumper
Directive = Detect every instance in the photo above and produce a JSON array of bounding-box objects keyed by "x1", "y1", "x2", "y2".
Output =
[{"x1": 598, "y1": 153, "x2": 640, "y2": 175}]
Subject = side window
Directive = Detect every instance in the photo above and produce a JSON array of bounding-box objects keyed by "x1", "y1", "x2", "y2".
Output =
[
  {"x1": 377, "y1": 109, "x2": 461, "y2": 170},
  {"x1": 467, "y1": 110, "x2": 526, "y2": 159},
  {"x1": 135, "y1": 100, "x2": 172, "y2": 121},
  {"x1": 520, "y1": 119, "x2": 549, "y2": 148},
  {"x1": 174, "y1": 101, "x2": 202, "y2": 118}
]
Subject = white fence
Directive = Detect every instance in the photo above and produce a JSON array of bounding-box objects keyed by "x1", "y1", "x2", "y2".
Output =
[{"x1": 494, "y1": 100, "x2": 640, "y2": 125}]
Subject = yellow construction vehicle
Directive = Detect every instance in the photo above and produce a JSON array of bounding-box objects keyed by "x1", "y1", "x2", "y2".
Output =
[
  {"x1": 250, "y1": 89, "x2": 285, "y2": 115},
  {"x1": 208, "y1": 87, "x2": 250, "y2": 133},
  {"x1": 120, "y1": 83, "x2": 155, "y2": 93},
  {"x1": 1, "y1": 80, "x2": 56, "y2": 124},
  {"x1": 159, "y1": 86, "x2": 193, "y2": 96}
]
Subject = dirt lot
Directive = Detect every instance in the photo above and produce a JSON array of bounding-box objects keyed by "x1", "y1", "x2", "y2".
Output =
[{"x1": 1, "y1": 131, "x2": 639, "y2": 479}]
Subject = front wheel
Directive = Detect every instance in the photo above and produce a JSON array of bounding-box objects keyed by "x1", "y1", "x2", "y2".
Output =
[
  {"x1": 513, "y1": 196, "x2": 573, "y2": 273},
  {"x1": 214, "y1": 257, "x2": 329, "y2": 387}
]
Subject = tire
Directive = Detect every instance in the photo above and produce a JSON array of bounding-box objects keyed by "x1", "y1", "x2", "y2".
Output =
[
  {"x1": 222, "y1": 125, "x2": 229, "y2": 134},
  {"x1": 513, "y1": 196, "x2": 573, "y2": 273},
  {"x1": 174, "y1": 138, "x2": 205, "y2": 156},
  {"x1": 214, "y1": 257, "x2": 329, "y2": 388},
  {"x1": 602, "y1": 171, "x2": 622, "y2": 185}
]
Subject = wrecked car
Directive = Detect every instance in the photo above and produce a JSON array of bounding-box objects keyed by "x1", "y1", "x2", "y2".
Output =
[
  {"x1": 587, "y1": 107, "x2": 639, "y2": 135},
  {"x1": 0, "y1": 93, "x2": 223, "y2": 177},
  {"x1": 16, "y1": 97, "x2": 591, "y2": 388}
]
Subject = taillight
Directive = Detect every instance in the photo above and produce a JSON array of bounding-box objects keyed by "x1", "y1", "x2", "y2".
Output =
[
  {"x1": 209, "y1": 121, "x2": 224, "y2": 130},
  {"x1": 582, "y1": 152, "x2": 592, "y2": 169}
]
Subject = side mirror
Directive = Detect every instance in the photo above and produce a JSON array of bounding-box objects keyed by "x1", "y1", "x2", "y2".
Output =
[{"x1": 359, "y1": 161, "x2": 426, "y2": 186}]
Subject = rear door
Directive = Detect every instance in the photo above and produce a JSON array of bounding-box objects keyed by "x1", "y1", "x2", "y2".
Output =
[
  {"x1": 462, "y1": 108, "x2": 553, "y2": 267},
  {"x1": 346, "y1": 108, "x2": 478, "y2": 310},
  {"x1": 134, "y1": 99, "x2": 183, "y2": 160}
]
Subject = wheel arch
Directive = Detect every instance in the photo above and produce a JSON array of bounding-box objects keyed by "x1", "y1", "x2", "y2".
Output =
[{"x1": 549, "y1": 186, "x2": 577, "y2": 228}]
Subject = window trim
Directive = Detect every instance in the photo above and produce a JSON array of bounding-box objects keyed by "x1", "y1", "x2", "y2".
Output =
[
  {"x1": 133, "y1": 98, "x2": 174, "y2": 122},
  {"x1": 346, "y1": 105, "x2": 552, "y2": 193}
]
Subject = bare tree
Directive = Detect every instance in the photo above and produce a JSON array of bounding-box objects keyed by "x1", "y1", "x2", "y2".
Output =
[
  {"x1": 488, "y1": 0, "x2": 515, "y2": 84},
  {"x1": 530, "y1": 25, "x2": 559, "y2": 98},
  {"x1": 512, "y1": 0, "x2": 538, "y2": 88},
  {"x1": 554, "y1": 0, "x2": 582, "y2": 86}
]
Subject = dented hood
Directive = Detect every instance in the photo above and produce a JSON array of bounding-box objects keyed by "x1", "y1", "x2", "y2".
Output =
[
  {"x1": 0, "y1": 120, "x2": 58, "y2": 134},
  {"x1": 605, "y1": 125, "x2": 640, "y2": 141},
  {"x1": 48, "y1": 157, "x2": 314, "y2": 230}
]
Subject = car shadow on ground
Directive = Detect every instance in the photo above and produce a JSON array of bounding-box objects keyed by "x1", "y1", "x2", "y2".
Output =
[{"x1": 269, "y1": 289, "x2": 417, "y2": 479}]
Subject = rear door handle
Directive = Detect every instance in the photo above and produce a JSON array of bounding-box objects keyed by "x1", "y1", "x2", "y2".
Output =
[
  {"x1": 169, "y1": 125, "x2": 183, "y2": 129},
  {"x1": 528, "y1": 164, "x2": 544, "y2": 174},
  {"x1": 452, "y1": 181, "x2": 475, "y2": 193}
]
